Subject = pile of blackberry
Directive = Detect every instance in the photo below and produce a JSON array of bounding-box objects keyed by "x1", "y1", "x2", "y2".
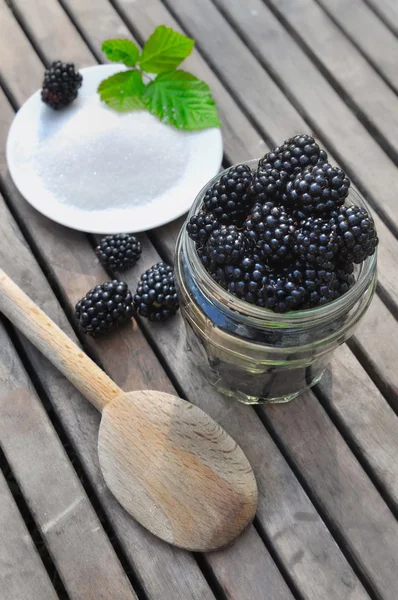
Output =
[{"x1": 187, "y1": 134, "x2": 378, "y2": 313}]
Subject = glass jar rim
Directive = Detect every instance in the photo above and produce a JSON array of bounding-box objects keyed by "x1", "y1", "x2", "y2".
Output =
[{"x1": 184, "y1": 159, "x2": 377, "y2": 326}]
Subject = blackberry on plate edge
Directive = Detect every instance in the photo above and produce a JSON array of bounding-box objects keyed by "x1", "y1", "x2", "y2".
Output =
[
  {"x1": 134, "y1": 262, "x2": 179, "y2": 322},
  {"x1": 75, "y1": 280, "x2": 134, "y2": 336},
  {"x1": 95, "y1": 233, "x2": 142, "y2": 271},
  {"x1": 41, "y1": 60, "x2": 83, "y2": 109}
]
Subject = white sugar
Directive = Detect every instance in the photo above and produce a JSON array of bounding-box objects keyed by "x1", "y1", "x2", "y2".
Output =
[{"x1": 30, "y1": 96, "x2": 190, "y2": 211}]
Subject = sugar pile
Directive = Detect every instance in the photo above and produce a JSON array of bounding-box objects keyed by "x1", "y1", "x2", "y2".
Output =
[{"x1": 30, "y1": 96, "x2": 190, "y2": 211}]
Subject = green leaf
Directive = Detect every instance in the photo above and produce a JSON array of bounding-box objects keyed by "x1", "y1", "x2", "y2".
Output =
[
  {"x1": 102, "y1": 39, "x2": 140, "y2": 66},
  {"x1": 139, "y1": 25, "x2": 194, "y2": 74},
  {"x1": 98, "y1": 71, "x2": 145, "y2": 111},
  {"x1": 143, "y1": 70, "x2": 221, "y2": 130}
]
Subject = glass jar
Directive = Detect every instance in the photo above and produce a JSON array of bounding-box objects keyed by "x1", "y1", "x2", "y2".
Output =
[{"x1": 174, "y1": 162, "x2": 377, "y2": 404}]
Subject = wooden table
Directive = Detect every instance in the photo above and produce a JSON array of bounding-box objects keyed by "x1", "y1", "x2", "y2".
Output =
[{"x1": 1, "y1": 0, "x2": 398, "y2": 598}]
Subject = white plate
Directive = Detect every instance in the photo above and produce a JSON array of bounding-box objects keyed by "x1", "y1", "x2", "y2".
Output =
[{"x1": 6, "y1": 64, "x2": 223, "y2": 233}]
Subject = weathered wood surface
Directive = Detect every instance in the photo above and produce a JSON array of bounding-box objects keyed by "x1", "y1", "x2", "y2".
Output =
[
  {"x1": 0, "y1": 318, "x2": 137, "y2": 600},
  {"x1": 0, "y1": 0, "x2": 398, "y2": 598},
  {"x1": 365, "y1": 0, "x2": 398, "y2": 37},
  {"x1": 0, "y1": 469, "x2": 59, "y2": 600},
  {"x1": 317, "y1": 0, "x2": 398, "y2": 94},
  {"x1": 265, "y1": 0, "x2": 398, "y2": 160},
  {"x1": 318, "y1": 342, "x2": 398, "y2": 508}
]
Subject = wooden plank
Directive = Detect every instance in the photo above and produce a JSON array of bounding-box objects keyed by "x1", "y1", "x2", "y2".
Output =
[
  {"x1": 318, "y1": 341, "x2": 398, "y2": 507},
  {"x1": 0, "y1": 5, "x2": 296, "y2": 600},
  {"x1": 209, "y1": 0, "x2": 398, "y2": 232},
  {"x1": 260, "y1": 391, "x2": 398, "y2": 600},
  {"x1": 365, "y1": 0, "x2": 398, "y2": 37},
  {"x1": 0, "y1": 469, "x2": 58, "y2": 600},
  {"x1": 0, "y1": 320, "x2": 138, "y2": 600},
  {"x1": 352, "y1": 293, "x2": 398, "y2": 412},
  {"x1": 10, "y1": 0, "x2": 94, "y2": 66},
  {"x1": 317, "y1": 0, "x2": 398, "y2": 94},
  {"x1": 266, "y1": 0, "x2": 398, "y2": 159},
  {"x1": 0, "y1": 0, "x2": 43, "y2": 101},
  {"x1": 60, "y1": 0, "x2": 266, "y2": 162}
]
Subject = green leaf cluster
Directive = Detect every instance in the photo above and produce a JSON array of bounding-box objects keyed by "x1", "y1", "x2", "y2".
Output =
[{"x1": 98, "y1": 26, "x2": 221, "y2": 131}]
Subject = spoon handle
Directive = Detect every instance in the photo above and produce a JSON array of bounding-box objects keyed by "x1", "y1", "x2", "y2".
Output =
[{"x1": 0, "y1": 269, "x2": 122, "y2": 412}]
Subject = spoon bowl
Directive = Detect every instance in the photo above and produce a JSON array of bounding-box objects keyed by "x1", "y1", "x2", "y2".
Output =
[{"x1": 99, "y1": 390, "x2": 257, "y2": 550}]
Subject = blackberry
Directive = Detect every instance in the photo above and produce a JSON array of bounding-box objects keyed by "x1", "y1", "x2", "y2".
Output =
[
  {"x1": 225, "y1": 254, "x2": 267, "y2": 305},
  {"x1": 244, "y1": 202, "x2": 296, "y2": 263},
  {"x1": 277, "y1": 260, "x2": 338, "y2": 309},
  {"x1": 134, "y1": 262, "x2": 179, "y2": 321},
  {"x1": 41, "y1": 60, "x2": 82, "y2": 109},
  {"x1": 285, "y1": 162, "x2": 350, "y2": 217},
  {"x1": 206, "y1": 225, "x2": 247, "y2": 266},
  {"x1": 261, "y1": 269, "x2": 308, "y2": 313},
  {"x1": 333, "y1": 205, "x2": 378, "y2": 263},
  {"x1": 251, "y1": 134, "x2": 327, "y2": 202},
  {"x1": 186, "y1": 211, "x2": 219, "y2": 246},
  {"x1": 293, "y1": 217, "x2": 339, "y2": 268},
  {"x1": 203, "y1": 164, "x2": 253, "y2": 225},
  {"x1": 95, "y1": 233, "x2": 142, "y2": 271},
  {"x1": 75, "y1": 280, "x2": 134, "y2": 336}
]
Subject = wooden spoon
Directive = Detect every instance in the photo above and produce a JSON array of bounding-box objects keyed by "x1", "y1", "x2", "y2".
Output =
[{"x1": 0, "y1": 270, "x2": 257, "y2": 551}]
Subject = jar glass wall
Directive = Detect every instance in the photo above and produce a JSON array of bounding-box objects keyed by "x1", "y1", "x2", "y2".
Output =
[{"x1": 174, "y1": 161, "x2": 377, "y2": 405}]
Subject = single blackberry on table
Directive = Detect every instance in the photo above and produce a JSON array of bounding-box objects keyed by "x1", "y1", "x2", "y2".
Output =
[
  {"x1": 332, "y1": 205, "x2": 378, "y2": 263},
  {"x1": 206, "y1": 225, "x2": 248, "y2": 266},
  {"x1": 244, "y1": 202, "x2": 296, "y2": 263},
  {"x1": 251, "y1": 134, "x2": 327, "y2": 202},
  {"x1": 285, "y1": 162, "x2": 350, "y2": 217},
  {"x1": 203, "y1": 164, "x2": 253, "y2": 225},
  {"x1": 41, "y1": 60, "x2": 82, "y2": 109},
  {"x1": 293, "y1": 217, "x2": 339, "y2": 268},
  {"x1": 134, "y1": 262, "x2": 179, "y2": 321},
  {"x1": 75, "y1": 280, "x2": 134, "y2": 336},
  {"x1": 95, "y1": 233, "x2": 142, "y2": 271},
  {"x1": 186, "y1": 211, "x2": 219, "y2": 246}
]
